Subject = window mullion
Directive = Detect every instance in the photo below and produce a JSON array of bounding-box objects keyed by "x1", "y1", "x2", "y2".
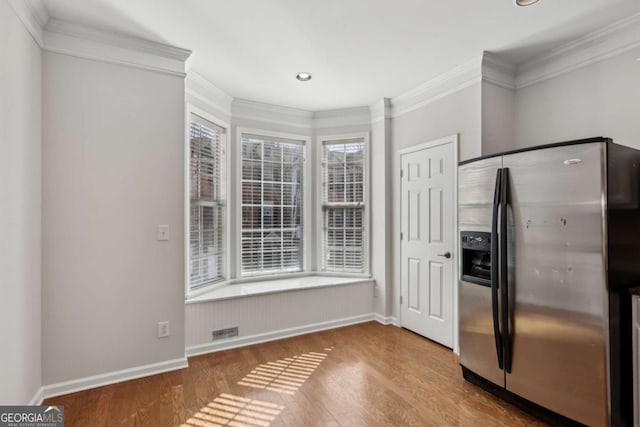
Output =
[
  {"x1": 343, "y1": 154, "x2": 347, "y2": 203},
  {"x1": 342, "y1": 204, "x2": 347, "y2": 270}
]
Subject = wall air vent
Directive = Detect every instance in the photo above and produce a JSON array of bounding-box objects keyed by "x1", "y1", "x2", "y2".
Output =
[{"x1": 212, "y1": 327, "x2": 239, "y2": 341}]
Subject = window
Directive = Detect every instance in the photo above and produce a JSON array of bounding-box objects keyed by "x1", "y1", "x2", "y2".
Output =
[
  {"x1": 241, "y1": 133, "x2": 305, "y2": 276},
  {"x1": 321, "y1": 138, "x2": 366, "y2": 272},
  {"x1": 189, "y1": 114, "x2": 226, "y2": 289}
]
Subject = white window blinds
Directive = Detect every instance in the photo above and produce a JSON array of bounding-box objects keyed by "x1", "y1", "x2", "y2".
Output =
[
  {"x1": 241, "y1": 134, "x2": 305, "y2": 276},
  {"x1": 322, "y1": 138, "x2": 365, "y2": 272},
  {"x1": 189, "y1": 114, "x2": 226, "y2": 289}
]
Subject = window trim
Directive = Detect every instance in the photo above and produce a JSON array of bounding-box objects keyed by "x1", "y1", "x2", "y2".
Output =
[
  {"x1": 235, "y1": 127, "x2": 312, "y2": 279},
  {"x1": 316, "y1": 132, "x2": 371, "y2": 276},
  {"x1": 184, "y1": 104, "x2": 231, "y2": 299}
]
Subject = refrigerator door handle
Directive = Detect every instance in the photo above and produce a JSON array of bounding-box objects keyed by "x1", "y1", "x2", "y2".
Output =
[
  {"x1": 500, "y1": 168, "x2": 512, "y2": 374},
  {"x1": 491, "y1": 168, "x2": 504, "y2": 370}
]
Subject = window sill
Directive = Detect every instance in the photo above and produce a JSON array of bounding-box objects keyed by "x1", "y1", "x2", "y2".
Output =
[{"x1": 185, "y1": 274, "x2": 373, "y2": 304}]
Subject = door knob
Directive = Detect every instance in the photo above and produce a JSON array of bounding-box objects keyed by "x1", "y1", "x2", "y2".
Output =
[{"x1": 438, "y1": 251, "x2": 451, "y2": 259}]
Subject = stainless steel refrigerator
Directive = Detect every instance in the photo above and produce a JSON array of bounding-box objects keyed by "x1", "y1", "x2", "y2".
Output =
[{"x1": 458, "y1": 138, "x2": 640, "y2": 426}]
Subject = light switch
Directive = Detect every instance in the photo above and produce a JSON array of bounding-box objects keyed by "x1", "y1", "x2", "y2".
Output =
[{"x1": 157, "y1": 225, "x2": 170, "y2": 241}]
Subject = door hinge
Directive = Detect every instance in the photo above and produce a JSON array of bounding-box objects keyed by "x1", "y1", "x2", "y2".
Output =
[
  {"x1": 400, "y1": 232, "x2": 403, "y2": 240},
  {"x1": 400, "y1": 295, "x2": 403, "y2": 305},
  {"x1": 401, "y1": 169, "x2": 404, "y2": 178}
]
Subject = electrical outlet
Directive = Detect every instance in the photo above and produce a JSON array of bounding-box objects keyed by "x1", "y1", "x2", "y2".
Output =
[
  {"x1": 157, "y1": 225, "x2": 170, "y2": 241},
  {"x1": 374, "y1": 284, "x2": 380, "y2": 297},
  {"x1": 157, "y1": 321, "x2": 170, "y2": 338}
]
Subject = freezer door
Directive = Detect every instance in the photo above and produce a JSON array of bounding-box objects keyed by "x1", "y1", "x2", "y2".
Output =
[
  {"x1": 458, "y1": 157, "x2": 504, "y2": 386},
  {"x1": 503, "y1": 143, "x2": 609, "y2": 426},
  {"x1": 459, "y1": 157, "x2": 503, "y2": 234}
]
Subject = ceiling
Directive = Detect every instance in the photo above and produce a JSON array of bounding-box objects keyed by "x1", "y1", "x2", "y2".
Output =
[{"x1": 41, "y1": 0, "x2": 640, "y2": 111}]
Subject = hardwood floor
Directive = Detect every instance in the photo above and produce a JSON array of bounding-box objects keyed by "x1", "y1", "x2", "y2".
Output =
[{"x1": 44, "y1": 322, "x2": 546, "y2": 426}]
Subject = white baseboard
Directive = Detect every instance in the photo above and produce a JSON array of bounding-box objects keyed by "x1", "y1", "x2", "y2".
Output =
[
  {"x1": 186, "y1": 313, "x2": 376, "y2": 357},
  {"x1": 374, "y1": 314, "x2": 400, "y2": 326},
  {"x1": 40, "y1": 314, "x2": 396, "y2": 399},
  {"x1": 42, "y1": 357, "x2": 188, "y2": 399},
  {"x1": 29, "y1": 386, "x2": 44, "y2": 405}
]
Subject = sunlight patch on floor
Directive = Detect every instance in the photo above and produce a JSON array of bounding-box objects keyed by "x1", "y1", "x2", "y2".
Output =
[
  {"x1": 181, "y1": 393, "x2": 285, "y2": 427},
  {"x1": 183, "y1": 348, "x2": 334, "y2": 426},
  {"x1": 237, "y1": 350, "x2": 331, "y2": 395}
]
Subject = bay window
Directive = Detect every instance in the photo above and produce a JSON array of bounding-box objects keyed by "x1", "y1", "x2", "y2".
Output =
[{"x1": 187, "y1": 119, "x2": 369, "y2": 294}]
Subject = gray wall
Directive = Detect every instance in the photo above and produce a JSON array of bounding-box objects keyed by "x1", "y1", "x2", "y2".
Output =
[
  {"x1": 482, "y1": 81, "x2": 516, "y2": 156},
  {"x1": 514, "y1": 46, "x2": 640, "y2": 150},
  {"x1": 42, "y1": 52, "x2": 186, "y2": 384},
  {"x1": 393, "y1": 84, "x2": 482, "y2": 161},
  {"x1": 0, "y1": 1, "x2": 42, "y2": 404},
  {"x1": 370, "y1": 118, "x2": 392, "y2": 317}
]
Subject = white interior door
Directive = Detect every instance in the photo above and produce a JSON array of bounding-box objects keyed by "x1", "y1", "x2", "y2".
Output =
[{"x1": 400, "y1": 139, "x2": 455, "y2": 348}]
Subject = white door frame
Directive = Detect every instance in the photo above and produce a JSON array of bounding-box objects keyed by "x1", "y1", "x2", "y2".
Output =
[{"x1": 396, "y1": 134, "x2": 459, "y2": 354}]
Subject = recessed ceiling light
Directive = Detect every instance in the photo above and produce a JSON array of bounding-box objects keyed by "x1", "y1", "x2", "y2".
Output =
[
  {"x1": 296, "y1": 72, "x2": 312, "y2": 82},
  {"x1": 515, "y1": 0, "x2": 540, "y2": 5}
]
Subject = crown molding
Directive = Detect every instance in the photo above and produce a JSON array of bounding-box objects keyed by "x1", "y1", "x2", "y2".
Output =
[
  {"x1": 231, "y1": 98, "x2": 314, "y2": 129},
  {"x1": 186, "y1": 70, "x2": 233, "y2": 117},
  {"x1": 516, "y1": 12, "x2": 640, "y2": 89},
  {"x1": 482, "y1": 51, "x2": 517, "y2": 90},
  {"x1": 8, "y1": 0, "x2": 49, "y2": 48},
  {"x1": 231, "y1": 99, "x2": 375, "y2": 130},
  {"x1": 390, "y1": 55, "x2": 483, "y2": 118},
  {"x1": 369, "y1": 98, "x2": 392, "y2": 124},
  {"x1": 43, "y1": 18, "x2": 191, "y2": 77},
  {"x1": 313, "y1": 107, "x2": 371, "y2": 129},
  {"x1": 387, "y1": 13, "x2": 640, "y2": 117}
]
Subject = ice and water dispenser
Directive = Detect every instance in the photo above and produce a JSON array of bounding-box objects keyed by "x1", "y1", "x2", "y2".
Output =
[{"x1": 460, "y1": 231, "x2": 492, "y2": 286}]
